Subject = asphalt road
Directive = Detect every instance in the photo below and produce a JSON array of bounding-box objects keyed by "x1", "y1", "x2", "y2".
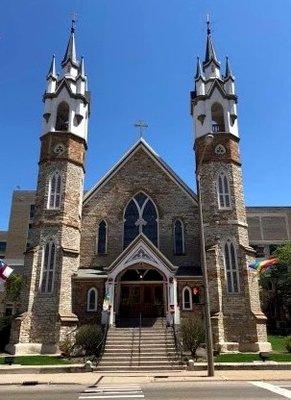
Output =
[{"x1": 0, "y1": 381, "x2": 291, "y2": 400}]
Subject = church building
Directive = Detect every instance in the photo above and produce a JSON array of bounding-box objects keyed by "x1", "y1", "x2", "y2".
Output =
[{"x1": 3, "y1": 21, "x2": 274, "y2": 356}]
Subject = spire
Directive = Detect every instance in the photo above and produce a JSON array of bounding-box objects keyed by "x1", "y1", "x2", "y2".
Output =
[
  {"x1": 79, "y1": 56, "x2": 86, "y2": 78},
  {"x1": 225, "y1": 56, "x2": 234, "y2": 80},
  {"x1": 203, "y1": 15, "x2": 219, "y2": 67},
  {"x1": 61, "y1": 19, "x2": 78, "y2": 67},
  {"x1": 195, "y1": 57, "x2": 204, "y2": 80},
  {"x1": 47, "y1": 54, "x2": 57, "y2": 79}
]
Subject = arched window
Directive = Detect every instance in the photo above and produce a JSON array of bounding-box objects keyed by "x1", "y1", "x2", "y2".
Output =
[
  {"x1": 211, "y1": 102, "x2": 225, "y2": 133},
  {"x1": 217, "y1": 172, "x2": 231, "y2": 209},
  {"x1": 87, "y1": 287, "x2": 98, "y2": 312},
  {"x1": 48, "y1": 172, "x2": 61, "y2": 209},
  {"x1": 123, "y1": 192, "x2": 158, "y2": 248},
  {"x1": 182, "y1": 286, "x2": 192, "y2": 310},
  {"x1": 224, "y1": 240, "x2": 239, "y2": 293},
  {"x1": 174, "y1": 219, "x2": 185, "y2": 255},
  {"x1": 40, "y1": 241, "x2": 56, "y2": 293},
  {"x1": 97, "y1": 220, "x2": 107, "y2": 254},
  {"x1": 55, "y1": 102, "x2": 69, "y2": 131}
]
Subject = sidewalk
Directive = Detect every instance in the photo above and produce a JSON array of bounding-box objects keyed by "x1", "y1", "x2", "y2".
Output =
[{"x1": 0, "y1": 369, "x2": 290, "y2": 386}]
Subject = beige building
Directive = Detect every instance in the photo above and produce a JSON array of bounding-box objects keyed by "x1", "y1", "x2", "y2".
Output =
[{"x1": 2, "y1": 22, "x2": 287, "y2": 357}]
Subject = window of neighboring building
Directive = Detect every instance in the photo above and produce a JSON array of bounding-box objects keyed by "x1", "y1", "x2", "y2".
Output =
[
  {"x1": 97, "y1": 220, "x2": 107, "y2": 254},
  {"x1": 217, "y1": 172, "x2": 231, "y2": 209},
  {"x1": 29, "y1": 204, "x2": 35, "y2": 220},
  {"x1": 224, "y1": 240, "x2": 239, "y2": 294},
  {"x1": 0, "y1": 242, "x2": 7, "y2": 253},
  {"x1": 174, "y1": 219, "x2": 185, "y2": 255},
  {"x1": 182, "y1": 286, "x2": 192, "y2": 310},
  {"x1": 87, "y1": 287, "x2": 98, "y2": 312},
  {"x1": 40, "y1": 241, "x2": 56, "y2": 293},
  {"x1": 48, "y1": 172, "x2": 61, "y2": 209},
  {"x1": 123, "y1": 192, "x2": 158, "y2": 249}
]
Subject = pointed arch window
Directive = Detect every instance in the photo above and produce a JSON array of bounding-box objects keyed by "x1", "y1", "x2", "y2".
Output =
[
  {"x1": 182, "y1": 286, "x2": 192, "y2": 310},
  {"x1": 87, "y1": 287, "x2": 98, "y2": 312},
  {"x1": 48, "y1": 172, "x2": 62, "y2": 209},
  {"x1": 217, "y1": 172, "x2": 231, "y2": 209},
  {"x1": 97, "y1": 220, "x2": 107, "y2": 254},
  {"x1": 211, "y1": 102, "x2": 225, "y2": 132},
  {"x1": 55, "y1": 102, "x2": 69, "y2": 131},
  {"x1": 174, "y1": 219, "x2": 185, "y2": 255},
  {"x1": 40, "y1": 241, "x2": 56, "y2": 294},
  {"x1": 123, "y1": 192, "x2": 158, "y2": 249},
  {"x1": 224, "y1": 240, "x2": 239, "y2": 293}
]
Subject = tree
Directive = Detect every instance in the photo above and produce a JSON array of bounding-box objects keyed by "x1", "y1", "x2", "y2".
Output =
[
  {"x1": 259, "y1": 242, "x2": 291, "y2": 332},
  {"x1": 5, "y1": 274, "x2": 23, "y2": 303}
]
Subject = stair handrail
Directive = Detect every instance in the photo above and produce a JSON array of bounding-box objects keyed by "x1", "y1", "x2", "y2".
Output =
[
  {"x1": 172, "y1": 321, "x2": 184, "y2": 365},
  {"x1": 93, "y1": 313, "x2": 110, "y2": 366},
  {"x1": 138, "y1": 312, "x2": 142, "y2": 365}
]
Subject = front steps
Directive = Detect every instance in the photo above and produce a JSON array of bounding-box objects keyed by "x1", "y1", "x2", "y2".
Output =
[{"x1": 96, "y1": 318, "x2": 184, "y2": 371}]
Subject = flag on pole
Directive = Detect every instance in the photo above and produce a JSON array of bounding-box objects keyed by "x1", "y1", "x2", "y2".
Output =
[
  {"x1": 248, "y1": 257, "x2": 279, "y2": 275},
  {"x1": 0, "y1": 259, "x2": 13, "y2": 283}
]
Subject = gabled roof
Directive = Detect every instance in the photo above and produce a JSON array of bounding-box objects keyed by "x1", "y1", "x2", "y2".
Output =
[
  {"x1": 83, "y1": 138, "x2": 197, "y2": 205},
  {"x1": 106, "y1": 233, "x2": 177, "y2": 277}
]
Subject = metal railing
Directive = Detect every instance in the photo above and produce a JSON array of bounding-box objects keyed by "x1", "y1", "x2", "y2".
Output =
[
  {"x1": 138, "y1": 312, "x2": 142, "y2": 365},
  {"x1": 93, "y1": 316, "x2": 110, "y2": 366},
  {"x1": 172, "y1": 322, "x2": 184, "y2": 366}
]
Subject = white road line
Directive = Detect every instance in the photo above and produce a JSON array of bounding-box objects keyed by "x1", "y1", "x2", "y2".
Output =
[
  {"x1": 251, "y1": 381, "x2": 291, "y2": 399},
  {"x1": 79, "y1": 396, "x2": 144, "y2": 399}
]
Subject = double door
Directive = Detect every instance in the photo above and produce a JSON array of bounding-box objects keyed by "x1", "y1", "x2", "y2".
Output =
[{"x1": 119, "y1": 284, "x2": 164, "y2": 318}]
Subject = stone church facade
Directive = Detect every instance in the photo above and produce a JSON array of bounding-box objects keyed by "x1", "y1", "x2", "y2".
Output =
[{"x1": 4, "y1": 23, "x2": 273, "y2": 355}]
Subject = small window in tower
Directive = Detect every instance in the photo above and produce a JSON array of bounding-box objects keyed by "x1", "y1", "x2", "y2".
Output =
[
  {"x1": 48, "y1": 172, "x2": 62, "y2": 209},
  {"x1": 173, "y1": 219, "x2": 185, "y2": 255},
  {"x1": 224, "y1": 240, "x2": 239, "y2": 294},
  {"x1": 211, "y1": 102, "x2": 225, "y2": 133},
  {"x1": 97, "y1": 220, "x2": 107, "y2": 254},
  {"x1": 217, "y1": 172, "x2": 231, "y2": 210},
  {"x1": 40, "y1": 240, "x2": 56, "y2": 294},
  {"x1": 55, "y1": 102, "x2": 69, "y2": 131}
]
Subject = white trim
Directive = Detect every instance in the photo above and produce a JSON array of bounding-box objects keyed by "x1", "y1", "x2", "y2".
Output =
[
  {"x1": 217, "y1": 171, "x2": 231, "y2": 210},
  {"x1": 182, "y1": 286, "x2": 192, "y2": 310},
  {"x1": 223, "y1": 239, "x2": 240, "y2": 294},
  {"x1": 173, "y1": 219, "x2": 185, "y2": 255},
  {"x1": 96, "y1": 219, "x2": 108, "y2": 254},
  {"x1": 83, "y1": 139, "x2": 197, "y2": 205},
  {"x1": 39, "y1": 240, "x2": 57, "y2": 294},
  {"x1": 47, "y1": 171, "x2": 62, "y2": 210},
  {"x1": 87, "y1": 287, "x2": 98, "y2": 312}
]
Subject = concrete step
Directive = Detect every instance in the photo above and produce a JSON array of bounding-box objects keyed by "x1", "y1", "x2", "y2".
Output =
[{"x1": 95, "y1": 365, "x2": 183, "y2": 371}]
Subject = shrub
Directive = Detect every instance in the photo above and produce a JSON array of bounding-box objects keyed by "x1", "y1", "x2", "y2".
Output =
[
  {"x1": 285, "y1": 336, "x2": 291, "y2": 353},
  {"x1": 0, "y1": 316, "x2": 12, "y2": 351},
  {"x1": 180, "y1": 315, "x2": 205, "y2": 357},
  {"x1": 75, "y1": 324, "x2": 103, "y2": 356},
  {"x1": 59, "y1": 337, "x2": 74, "y2": 358}
]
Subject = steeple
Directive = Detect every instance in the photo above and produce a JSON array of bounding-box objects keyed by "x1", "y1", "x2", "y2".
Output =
[
  {"x1": 61, "y1": 19, "x2": 78, "y2": 67},
  {"x1": 195, "y1": 57, "x2": 204, "y2": 80},
  {"x1": 224, "y1": 56, "x2": 234, "y2": 80},
  {"x1": 46, "y1": 55, "x2": 57, "y2": 94},
  {"x1": 195, "y1": 57, "x2": 205, "y2": 96},
  {"x1": 203, "y1": 16, "x2": 221, "y2": 79}
]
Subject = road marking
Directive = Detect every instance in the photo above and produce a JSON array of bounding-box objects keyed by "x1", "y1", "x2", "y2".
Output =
[
  {"x1": 251, "y1": 381, "x2": 291, "y2": 399},
  {"x1": 79, "y1": 384, "x2": 144, "y2": 399}
]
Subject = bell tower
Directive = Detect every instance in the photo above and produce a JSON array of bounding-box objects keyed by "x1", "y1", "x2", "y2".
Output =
[
  {"x1": 7, "y1": 21, "x2": 90, "y2": 355},
  {"x1": 191, "y1": 21, "x2": 271, "y2": 352}
]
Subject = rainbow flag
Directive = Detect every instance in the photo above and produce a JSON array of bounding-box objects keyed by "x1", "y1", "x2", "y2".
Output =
[{"x1": 248, "y1": 257, "x2": 279, "y2": 274}]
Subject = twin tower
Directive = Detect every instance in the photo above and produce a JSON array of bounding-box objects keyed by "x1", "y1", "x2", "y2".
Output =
[{"x1": 7, "y1": 21, "x2": 270, "y2": 354}]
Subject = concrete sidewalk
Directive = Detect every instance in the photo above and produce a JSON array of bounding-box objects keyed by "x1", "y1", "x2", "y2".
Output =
[{"x1": 0, "y1": 370, "x2": 290, "y2": 386}]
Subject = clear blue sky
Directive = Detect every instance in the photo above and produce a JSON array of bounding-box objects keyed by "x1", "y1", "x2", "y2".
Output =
[{"x1": 1, "y1": 0, "x2": 291, "y2": 230}]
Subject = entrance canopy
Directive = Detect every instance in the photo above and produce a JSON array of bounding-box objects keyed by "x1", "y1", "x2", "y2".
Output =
[{"x1": 105, "y1": 234, "x2": 177, "y2": 280}]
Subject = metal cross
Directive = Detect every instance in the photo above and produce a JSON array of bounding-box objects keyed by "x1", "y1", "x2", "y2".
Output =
[
  {"x1": 71, "y1": 12, "x2": 78, "y2": 32},
  {"x1": 134, "y1": 120, "x2": 148, "y2": 139}
]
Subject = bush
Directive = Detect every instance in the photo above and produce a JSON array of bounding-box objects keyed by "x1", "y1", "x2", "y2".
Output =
[
  {"x1": 75, "y1": 324, "x2": 103, "y2": 356},
  {"x1": 59, "y1": 337, "x2": 74, "y2": 358},
  {"x1": 0, "y1": 316, "x2": 12, "y2": 351},
  {"x1": 285, "y1": 336, "x2": 291, "y2": 353},
  {"x1": 181, "y1": 315, "x2": 205, "y2": 357}
]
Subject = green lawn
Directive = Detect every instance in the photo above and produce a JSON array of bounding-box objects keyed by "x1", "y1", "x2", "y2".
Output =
[
  {"x1": 215, "y1": 335, "x2": 291, "y2": 363},
  {"x1": 0, "y1": 356, "x2": 74, "y2": 365}
]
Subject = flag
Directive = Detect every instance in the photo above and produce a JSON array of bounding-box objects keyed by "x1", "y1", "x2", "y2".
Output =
[
  {"x1": 248, "y1": 257, "x2": 279, "y2": 275},
  {"x1": 0, "y1": 260, "x2": 13, "y2": 283}
]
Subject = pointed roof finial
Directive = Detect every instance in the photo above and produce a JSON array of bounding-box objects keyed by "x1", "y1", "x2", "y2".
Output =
[
  {"x1": 47, "y1": 54, "x2": 57, "y2": 79},
  {"x1": 225, "y1": 56, "x2": 235, "y2": 80},
  {"x1": 203, "y1": 14, "x2": 220, "y2": 67},
  {"x1": 79, "y1": 56, "x2": 86, "y2": 77},
  {"x1": 195, "y1": 56, "x2": 204, "y2": 80},
  {"x1": 62, "y1": 19, "x2": 78, "y2": 67}
]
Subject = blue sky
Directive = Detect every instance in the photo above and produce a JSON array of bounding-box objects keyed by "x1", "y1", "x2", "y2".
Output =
[{"x1": 1, "y1": 0, "x2": 291, "y2": 230}]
